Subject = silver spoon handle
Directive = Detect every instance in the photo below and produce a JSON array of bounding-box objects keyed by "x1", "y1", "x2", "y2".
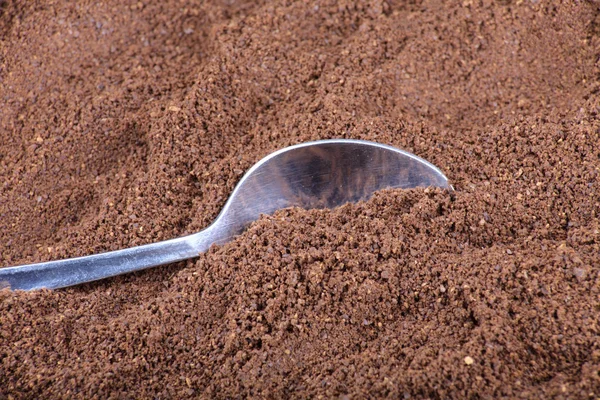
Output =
[{"x1": 0, "y1": 225, "x2": 221, "y2": 291}]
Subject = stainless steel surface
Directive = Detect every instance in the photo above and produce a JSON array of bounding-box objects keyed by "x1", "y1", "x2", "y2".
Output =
[{"x1": 0, "y1": 139, "x2": 451, "y2": 290}]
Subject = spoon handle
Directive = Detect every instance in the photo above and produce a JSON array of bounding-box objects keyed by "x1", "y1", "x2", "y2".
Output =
[{"x1": 0, "y1": 226, "x2": 220, "y2": 291}]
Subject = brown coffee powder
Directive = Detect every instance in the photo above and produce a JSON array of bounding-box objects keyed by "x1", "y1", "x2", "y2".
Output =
[{"x1": 1, "y1": 0, "x2": 599, "y2": 398}]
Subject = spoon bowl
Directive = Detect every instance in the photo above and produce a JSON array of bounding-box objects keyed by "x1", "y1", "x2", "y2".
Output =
[{"x1": 0, "y1": 139, "x2": 450, "y2": 290}]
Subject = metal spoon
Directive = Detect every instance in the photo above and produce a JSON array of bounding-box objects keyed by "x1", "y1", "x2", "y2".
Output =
[{"x1": 0, "y1": 139, "x2": 450, "y2": 290}]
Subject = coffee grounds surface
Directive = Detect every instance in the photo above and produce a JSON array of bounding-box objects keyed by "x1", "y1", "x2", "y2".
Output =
[{"x1": 1, "y1": 0, "x2": 599, "y2": 398}]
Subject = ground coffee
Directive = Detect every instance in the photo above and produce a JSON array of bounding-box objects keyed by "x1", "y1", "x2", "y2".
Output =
[{"x1": 1, "y1": 0, "x2": 599, "y2": 398}]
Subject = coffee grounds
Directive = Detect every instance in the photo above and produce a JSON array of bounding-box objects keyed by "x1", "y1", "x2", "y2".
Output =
[{"x1": 1, "y1": 0, "x2": 599, "y2": 398}]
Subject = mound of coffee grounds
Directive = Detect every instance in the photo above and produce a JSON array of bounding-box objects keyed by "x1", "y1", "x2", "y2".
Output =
[{"x1": 1, "y1": 0, "x2": 599, "y2": 398}]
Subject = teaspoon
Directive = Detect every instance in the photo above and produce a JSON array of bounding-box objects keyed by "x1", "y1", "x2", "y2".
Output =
[{"x1": 0, "y1": 139, "x2": 450, "y2": 290}]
